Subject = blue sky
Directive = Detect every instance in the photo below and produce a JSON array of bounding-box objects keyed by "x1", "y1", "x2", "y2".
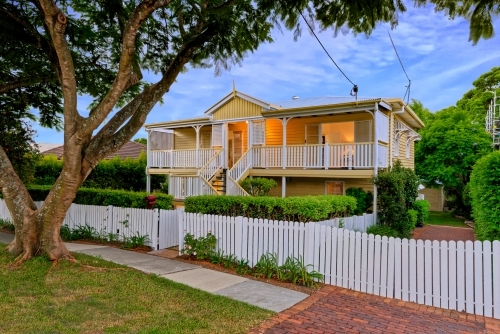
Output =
[{"x1": 35, "y1": 2, "x2": 500, "y2": 144}]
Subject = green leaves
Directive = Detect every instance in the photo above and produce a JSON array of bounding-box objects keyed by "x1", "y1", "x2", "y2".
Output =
[
  {"x1": 239, "y1": 177, "x2": 277, "y2": 196},
  {"x1": 184, "y1": 194, "x2": 356, "y2": 222},
  {"x1": 24, "y1": 185, "x2": 174, "y2": 210},
  {"x1": 469, "y1": 151, "x2": 500, "y2": 241},
  {"x1": 374, "y1": 161, "x2": 420, "y2": 238}
]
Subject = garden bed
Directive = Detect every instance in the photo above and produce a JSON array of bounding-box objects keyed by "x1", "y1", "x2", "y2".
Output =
[{"x1": 174, "y1": 254, "x2": 324, "y2": 295}]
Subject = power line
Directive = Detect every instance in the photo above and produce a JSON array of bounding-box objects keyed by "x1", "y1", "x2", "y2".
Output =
[
  {"x1": 387, "y1": 30, "x2": 411, "y2": 105},
  {"x1": 298, "y1": 11, "x2": 357, "y2": 94}
]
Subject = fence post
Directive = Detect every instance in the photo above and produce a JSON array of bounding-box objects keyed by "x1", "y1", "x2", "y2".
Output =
[
  {"x1": 234, "y1": 216, "x2": 243, "y2": 260},
  {"x1": 177, "y1": 209, "x2": 185, "y2": 255},
  {"x1": 107, "y1": 205, "x2": 114, "y2": 235}
]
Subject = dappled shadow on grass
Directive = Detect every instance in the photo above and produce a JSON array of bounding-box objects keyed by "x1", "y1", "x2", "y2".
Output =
[{"x1": 0, "y1": 244, "x2": 274, "y2": 334}]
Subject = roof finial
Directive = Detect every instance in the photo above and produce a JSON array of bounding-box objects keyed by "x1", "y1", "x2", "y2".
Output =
[{"x1": 232, "y1": 79, "x2": 236, "y2": 98}]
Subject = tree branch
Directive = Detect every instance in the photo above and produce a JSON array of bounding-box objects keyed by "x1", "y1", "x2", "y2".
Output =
[
  {"x1": 38, "y1": 0, "x2": 79, "y2": 137},
  {"x1": 0, "y1": 76, "x2": 56, "y2": 94},
  {"x1": 80, "y1": 0, "x2": 173, "y2": 137}
]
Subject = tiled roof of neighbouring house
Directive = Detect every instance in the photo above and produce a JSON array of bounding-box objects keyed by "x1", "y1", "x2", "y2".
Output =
[{"x1": 43, "y1": 141, "x2": 146, "y2": 160}]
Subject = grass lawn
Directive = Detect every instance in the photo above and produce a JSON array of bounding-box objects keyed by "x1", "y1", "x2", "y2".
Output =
[
  {"x1": 425, "y1": 212, "x2": 467, "y2": 228},
  {"x1": 0, "y1": 244, "x2": 273, "y2": 333}
]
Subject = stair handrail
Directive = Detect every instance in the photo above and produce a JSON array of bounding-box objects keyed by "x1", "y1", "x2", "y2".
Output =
[
  {"x1": 198, "y1": 148, "x2": 223, "y2": 182},
  {"x1": 227, "y1": 175, "x2": 250, "y2": 196},
  {"x1": 227, "y1": 148, "x2": 252, "y2": 182},
  {"x1": 199, "y1": 176, "x2": 220, "y2": 195}
]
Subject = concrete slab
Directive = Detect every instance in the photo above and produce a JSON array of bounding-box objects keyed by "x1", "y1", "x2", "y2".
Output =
[
  {"x1": 162, "y1": 268, "x2": 248, "y2": 293},
  {"x1": 65, "y1": 243, "x2": 108, "y2": 252},
  {"x1": 75, "y1": 247, "x2": 199, "y2": 274},
  {"x1": 129, "y1": 258, "x2": 200, "y2": 275},
  {"x1": 215, "y1": 280, "x2": 308, "y2": 313},
  {"x1": 0, "y1": 232, "x2": 14, "y2": 245}
]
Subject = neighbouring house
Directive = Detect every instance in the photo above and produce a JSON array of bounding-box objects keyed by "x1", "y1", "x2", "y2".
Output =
[
  {"x1": 418, "y1": 186, "x2": 445, "y2": 212},
  {"x1": 42, "y1": 141, "x2": 146, "y2": 160},
  {"x1": 37, "y1": 143, "x2": 62, "y2": 153},
  {"x1": 144, "y1": 88, "x2": 424, "y2": 210}
]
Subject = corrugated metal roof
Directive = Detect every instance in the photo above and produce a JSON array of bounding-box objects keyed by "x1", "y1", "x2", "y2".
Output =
[{"x1": 270, "y1": 96, "x2": 381, "y2": 109}]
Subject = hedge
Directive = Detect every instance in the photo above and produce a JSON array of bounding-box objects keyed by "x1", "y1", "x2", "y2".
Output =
[
  {"x1": 184, "y1": 195, "x2": 357, "y2": 222},
  {"x1": 413, "y1": 200, "x2": 430, "y2": 226},
  {"x1": 34, "y1": 153, "x2": 167, "y2": 192},
  {"x1": 23, "y1": 185, "x2": 173, "y2": 210},
  {"x1": 469, "y1": 151, "x2": 500, "y2": 241}
]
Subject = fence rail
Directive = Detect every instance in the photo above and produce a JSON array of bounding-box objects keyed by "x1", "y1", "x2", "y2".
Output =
[{"x1": 149, "y1": 148, "x2": 218, "y2": 168}]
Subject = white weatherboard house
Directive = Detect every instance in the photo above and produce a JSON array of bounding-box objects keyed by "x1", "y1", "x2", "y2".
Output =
[{"x1": 144, "y1": 88, "x2": 424, "y2": 211}]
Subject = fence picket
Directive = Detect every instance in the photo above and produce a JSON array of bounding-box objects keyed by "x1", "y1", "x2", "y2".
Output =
[
  {"x1": 493, "y1": 241, "x2": 500, "y2": 319},
  {"x1": 380, "y1": 236, "x2": 388, "y2": 297},
  {"x1": 474, "y1": 240, "x2": 483, "y2": 316},
  {"x1": 432, "y1": 240, "x2": 441, "y2": 308},
  {"x1": 417, "y1": 240, "x2": 425, "y2": 304},
  {"x1": 409, "y1": 239, "x2": 417, "y2": 303},
  {"x1": 342, "y1": 229, "x2": 350, "y2": 288},
  {"x1": 331, "y1": 227, "x2": 339, "y2": 286},
  {"x1": 325, "y1": 226, "x2": 333, "y2": 285},
  {"x1": 367, "y1": 234, "x2": 375, "y2": 294},
  {"x1": 465, "y1": 241, "x2": 474, "y2": 314},
  {"x1": 457, "y1": 241, "x2": 467, "y2": 312},
  {"x1": 448, "y1": 241, "x2": 457, "y2": 311},
  {"x1": 394, "y1": 238, "x2": 402, "y2": 300},
  {"x1": 440, "y1": 240, "x2": 449, "y2": 309},
  {"x1": 337, "y1": 229, "x2": 345, "y2": 287},
  {"x1": 354, "y1": 232, "x2": 362, "y2": 291},
  {"x1": 483, "y1": 241, "x2": 492, "y2": 318}
]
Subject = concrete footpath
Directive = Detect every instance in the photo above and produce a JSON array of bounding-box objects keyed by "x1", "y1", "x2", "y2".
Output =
[{"x1": 0, "y1": 232, "x2": 307, "y2": 312}]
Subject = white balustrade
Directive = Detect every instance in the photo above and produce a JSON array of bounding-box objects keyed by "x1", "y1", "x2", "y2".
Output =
[
  {"x1": 327, "y1": 143, "x2": 373, "y2": 169},
  {"x1": 252, "y1": 146, "x2": 282, "y2": 168},
  {"x1": 149, "y1": 148, "x2": 217, "y2": 168}
]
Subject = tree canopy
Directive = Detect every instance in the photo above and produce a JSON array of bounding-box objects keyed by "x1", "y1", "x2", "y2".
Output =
[{"x1": 415, "y1": 67, "x2": 499, "y2": 217}]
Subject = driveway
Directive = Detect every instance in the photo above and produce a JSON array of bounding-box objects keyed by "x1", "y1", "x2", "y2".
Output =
[{"x1": 412, "y1": 225, "x2": 475, "y2": 242}]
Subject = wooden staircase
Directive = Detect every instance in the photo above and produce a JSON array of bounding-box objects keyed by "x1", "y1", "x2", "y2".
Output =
[{"x1": 211, "y1": 169, "x2": 226, "y2": 195}]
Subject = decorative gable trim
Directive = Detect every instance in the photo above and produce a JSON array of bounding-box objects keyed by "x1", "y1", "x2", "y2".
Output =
[{"x1": 204, "y1": 91, "x2": 270, "y2": 115}]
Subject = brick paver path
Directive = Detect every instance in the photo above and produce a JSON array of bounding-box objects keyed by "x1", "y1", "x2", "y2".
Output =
[
  {"x1": 249, "y1": 286, "x2": 500, "y2": 333},
  {"x1": 412, "y1": 225, "x2": 475, "y2": 242}
]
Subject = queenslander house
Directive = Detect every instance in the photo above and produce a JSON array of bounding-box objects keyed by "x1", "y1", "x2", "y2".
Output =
[{"x1": 144, "y1": 87, "x2": 423, "y2": 208}]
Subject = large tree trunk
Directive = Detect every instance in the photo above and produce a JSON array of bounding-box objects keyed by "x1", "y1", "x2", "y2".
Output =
[{"x1": 1, "y1": 143, "x2": 83, "y2": 262}]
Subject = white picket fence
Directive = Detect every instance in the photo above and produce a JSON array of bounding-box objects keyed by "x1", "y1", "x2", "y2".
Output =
[
  {"x1": 0, "y1": 199, "x2": 179, "y2": 249},
  {"x1": 179, "y1": 212, "x2": 500, "y2": 320}
]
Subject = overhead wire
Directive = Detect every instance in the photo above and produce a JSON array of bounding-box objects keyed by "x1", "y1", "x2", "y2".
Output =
[
  {"x1": 297, "y1": 11, "x2": 358, "y2": 99},
  {"x1": 387, "y1": 30, "x2": 411, "y2": 105}
]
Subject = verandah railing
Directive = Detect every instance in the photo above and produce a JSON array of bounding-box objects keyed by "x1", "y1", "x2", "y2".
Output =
[
  {"x1": 149, "y1": 148, "x2": 218, "y2": 168},
  {"x1": 252, "y1": 143, "x2": 374, "y2": 169}
]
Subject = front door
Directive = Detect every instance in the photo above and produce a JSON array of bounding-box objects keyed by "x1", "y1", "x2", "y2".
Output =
[{"x1": 233, "y1": 131, "x2": 243, "y2": 165}]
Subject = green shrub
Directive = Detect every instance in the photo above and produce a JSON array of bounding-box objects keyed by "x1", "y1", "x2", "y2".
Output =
[
  {"x1": 407, "y1": 209, "x2": 418, "y2": 232},
  {"x1": 366, "y1": 225, "x2": 400, "y2": 238},
  {"x1": 413, "y1": 200, "x2": 430, "y2": 226},
  {"x1": 24, "y1": 185, "x2": 173, "y2": 210},
  {"x1": 239, "y1": 177, "x2": 277, "y2": 196},
  {"x1": 374, "y1": 160, "x2": 419, "y2": 237},
  {"x1": 345, "y1": 187, "x2": 373, "y2": 215},
  {"x1": 184, "y1": 195, "x2": 356, "y2": 222},
  {"x1": 181, "y1": 233, "x2": 217, "y2": 260},
  {"x1": 33, "y1": 152, "x2": 167, "y2": 192},
  {"x1": 469, "y1": 151, "x2": 500, "y2": 241}
]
